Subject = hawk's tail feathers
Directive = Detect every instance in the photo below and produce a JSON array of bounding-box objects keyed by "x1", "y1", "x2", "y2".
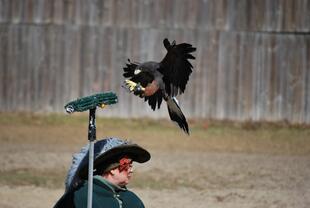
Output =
[{"x1": 166, "y1": 97, "x2": 189, "y2": 135}]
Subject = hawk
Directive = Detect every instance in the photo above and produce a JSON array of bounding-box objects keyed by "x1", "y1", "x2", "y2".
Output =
[{"x1": 123, "y1": 38, "x2": 196, "y2": 134}]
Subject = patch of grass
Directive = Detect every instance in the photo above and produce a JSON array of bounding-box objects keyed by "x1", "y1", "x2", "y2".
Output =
[
  {"x1": 0, "y1": 112, "x2": 309, "y2": 155},
  {"x1": 0, "y1": 112, "x2": 89, "y2": 126},
  {"x1": 0, "y1": 169, "x2": 66, "y2": 189},
  {"x1": 130, "y1": 171, "x2": 204, "y2": 190},
  {"x1": 0, "y1": 168, "x2": 202, "y2": 190}
]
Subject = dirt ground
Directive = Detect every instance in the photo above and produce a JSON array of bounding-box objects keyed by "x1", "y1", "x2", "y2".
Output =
[
  {"x1": 1, "y1": 151, "x2": 310, "y2": 208},
  {"x1": 0, "y1": 114, "x2": 309, "y2": 208}
]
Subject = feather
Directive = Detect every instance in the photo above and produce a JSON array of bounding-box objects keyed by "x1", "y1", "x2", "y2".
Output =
[
  {"x1": 160, "y1": 39, "x2": 196, "y2": 97},
  {"x1": 65, "y1": 144, "x2": 89, "y2": 191}
]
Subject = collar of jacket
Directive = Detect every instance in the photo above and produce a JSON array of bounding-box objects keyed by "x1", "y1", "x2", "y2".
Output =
[{"x1": 93, "y1": 175, "x2": 127, "y2": 193}]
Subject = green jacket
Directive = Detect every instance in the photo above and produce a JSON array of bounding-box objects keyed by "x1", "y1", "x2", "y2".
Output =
[{"x1": 74, "y1": 176, "x2": 145, "y2": 208}]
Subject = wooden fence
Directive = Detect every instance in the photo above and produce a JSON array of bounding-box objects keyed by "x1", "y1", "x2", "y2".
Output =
[{"x1": 0, "y1": 0, "x2": 309, "y2": 123}]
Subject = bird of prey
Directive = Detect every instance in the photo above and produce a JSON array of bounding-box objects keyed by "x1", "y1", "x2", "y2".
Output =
[{"x1": 123, "y1": 38, "x2": 196, "y2": 134}]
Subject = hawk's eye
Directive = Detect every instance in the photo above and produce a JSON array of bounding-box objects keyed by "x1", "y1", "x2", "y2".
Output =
[{"x1": 134, "y1": 69, "x2": 141, "y2": 75}]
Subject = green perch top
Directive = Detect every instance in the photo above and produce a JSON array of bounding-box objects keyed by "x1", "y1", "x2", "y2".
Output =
[{"x1": 64, "y1": 92, "x2": 118, "y2": 113}]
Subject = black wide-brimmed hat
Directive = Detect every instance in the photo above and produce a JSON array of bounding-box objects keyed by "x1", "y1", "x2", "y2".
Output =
[{"x1": 65, "y1": 137, "x2": 151, "y2": 192}]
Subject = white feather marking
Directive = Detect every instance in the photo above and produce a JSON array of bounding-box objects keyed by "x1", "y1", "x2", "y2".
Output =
[{"x1": 134, "y1": 69, "x2": 141, "y2": 75}]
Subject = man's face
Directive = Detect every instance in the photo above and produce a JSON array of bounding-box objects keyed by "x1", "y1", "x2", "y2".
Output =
[{"x1": 110, "y1": 161, "x2": 133, "y2": 187}]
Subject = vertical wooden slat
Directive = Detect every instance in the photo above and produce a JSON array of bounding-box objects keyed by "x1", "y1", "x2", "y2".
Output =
[
  {"x1": 116, "y1": 27, "x2": 128, "y2": 116},
  {"x1": 195, "y1": 30, "x2": 208, "y2": 118},
  {"x1": 181, "y1": 29, "x2": 197, "y2": 118},
  {"x1": 75, "y1": 0, "x2": 88, "y2": 25},
  {"x1": 0, "y1": 0, "x2": 11, "y2": 23},
  {"x1": 306, "y1": 37, "x2": 310, "y2": 123},
  {"x1": 62, "y1": 25, "x2": 81, "y2": 104},
  {"x1": 37, "y1": 25, "x2": 50, "y2": 111},
  {"x1": 113, "y1": 27, "x2": 129, "y2": 116},
  {"x1": 88, "y1": 0, "x2": 101, "y2": 26},
  {"x1": 114, "y1": 0, "x2": 131, "y2": 27},
  {"x1": 47, "y1": 26, "x2": 65, "y2": 112},
  {"x1": 23, "y1": 25, "x2": 32, "y2": 110},
  {"x1": 79, "y1": 26, "x2": 98, "y2": 97},
  {"x1": 153, "y1": 0, "x2": 168, "y2": 28},
  {"x1": 252, "y1": 35, "x2": 260, "y2": 120},
  {"x1": 183, "y1": 0, "x2": 199, "y2": 29},
  {"x1": 270, "y1": 35, "x2": 281, "y2": 120},
  {"x1": 300, "y1": 0, "x2": 310, "y2": 32},
  {"x1": 261, "y1": 34, "x2": 272, "y2": 120},
  {"x1": 23, "y1": 0, "x2": 34, "y2": 24},
  {"x1": 226, "y1": 0, "x2": 237, "y2": 31},
  {"x1": 17, "y1": 25, "x2": 28, "y2": 111},
  {"x1": 98, "y1": 0, "x2": 114, "y2": 26},
  {"x1": 32, "y1": 0, "x2": 45, "y2": 24},
  {"x1": 241, "y1": 33, "x2": 255, "y2": 120},
  {"x1": 63, "y1": 0, "x2": 76, "y2": 24},
  {"x1": 43, "y1": 26, "x2": 54, "y2": 111},
  {"x1": 52, "y1": 0, "x2": 65, "y2": 25},
  {"x1": 262, "y1": 34, "x2": 274, "y2": 120},
  {"x1": 7, "y1": 25, "x2": 21, "y2": 111},
  {"x1": 208, "y1": 31, "x2": 220, "y2": 118},
  {"x1": 268, "y1": 35, "x2": 277, "y2": 120},
  {"x1": 0, "y1": 25, "x2": 8, "y2": 109},
  {"x1": 10, "y1": 0, "x2": 24, "y2": 24},
  {"x1": 287, "y1": 36, "x2": 306, "y2": 123},
  {"x1": 99, "y1": 27, "x2": 112, "y2": 92},
  {"x1": 284, "y1": 0, "x2": 296, "y2": 32},
  {"x1": 128, "y1": 28, "x2": 145, "y2": 117},
  {"x1": 216, "y1": 32, "x2": 228, "y2": 119},
  {"x1": 278, "y1": 35, "x2": 289, "y2": 121},
  {"x1": 264, "y1": 0, "x2": 278, "y2": 31},
  {"x1": 197, "y1": 0, "x2": 212, "y2": 30},
  {"x1": 193, "y1": 31, "x2": 208, "y2": 117},
  {"x1": 29, "y1": 25, "x2": 43, "y2": 111},
  {"x1": 173, "y1": 0, "x2": 185, "y2": 29},
  {"x1": 41, "y1": 0, "x2": 53, "y2": 24},
  {"x1": 227, "y1": 32, "x2": 240, "y2": 120}
]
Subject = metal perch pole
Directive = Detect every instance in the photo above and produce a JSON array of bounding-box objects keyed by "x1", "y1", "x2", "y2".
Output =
[
  {"x1": 64, "y1": 92, "x2": 118, "y2": 208},
  {"x1": 87, "y1": 108, "x2": 96, "y2": 208}
]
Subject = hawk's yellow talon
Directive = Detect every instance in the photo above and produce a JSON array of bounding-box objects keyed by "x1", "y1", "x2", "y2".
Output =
[
  {"x1": 124, "y1": 80, "x2": 145, "y2": 92},
  {"x1": 125, "y1": 80, "x2": 137, "y2": 91}
]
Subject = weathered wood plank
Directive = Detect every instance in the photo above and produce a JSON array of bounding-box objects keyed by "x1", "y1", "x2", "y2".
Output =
[
  {"x1": 0, "y1": 0, "x2": 11, "y2": 23},
  {"x1": 238, "y1": 33, "x2": 255, "y2": 120},
  {"x1": 0, "y1": 25, "x2": 8, "y2": 109},
  {"x1": 62, "y1": 25, "x2": 81, "y2": 105},
  {"x1": 6, "y1": 25, "x2": 20, "y2": 111},
  {"x1": 306, "y1": 37, "x2": 310, "y2": 123}
]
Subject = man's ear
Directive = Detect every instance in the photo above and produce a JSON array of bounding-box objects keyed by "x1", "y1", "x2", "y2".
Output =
[{"x1": 110, "y1": 168, "x2": 118, "y2": 176}]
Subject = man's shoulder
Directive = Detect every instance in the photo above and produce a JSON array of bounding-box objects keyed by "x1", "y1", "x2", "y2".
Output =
[
  {"x1": 74, "y1": 182, "x2": 116, "y2": 208},
  {"x1": 73, "y1": 183, "x2": 88, "y2": 207},
  {"x1": 120, "y1": 189, "x2": 145, "y2": 208},
  {"x1": 121, "y1": 189, "x2": 141, "y2": 199}
]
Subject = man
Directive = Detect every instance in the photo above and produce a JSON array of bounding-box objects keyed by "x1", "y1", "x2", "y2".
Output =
[{"x1": 54, "y1": 137, "x2": 151, "y2": 208}]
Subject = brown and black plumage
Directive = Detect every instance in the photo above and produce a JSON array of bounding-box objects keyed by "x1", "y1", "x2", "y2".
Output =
[{"x1": 123, "y1": 38, "x2": 196, "y2": 134}]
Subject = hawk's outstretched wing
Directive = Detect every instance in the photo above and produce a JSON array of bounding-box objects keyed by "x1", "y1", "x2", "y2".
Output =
[
  {"x1": 123, "y1": 59, "x2": 139, "y2": 78},
  {"x1": 159, "y1": 39, "x2": 196, "y2": 97}
]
